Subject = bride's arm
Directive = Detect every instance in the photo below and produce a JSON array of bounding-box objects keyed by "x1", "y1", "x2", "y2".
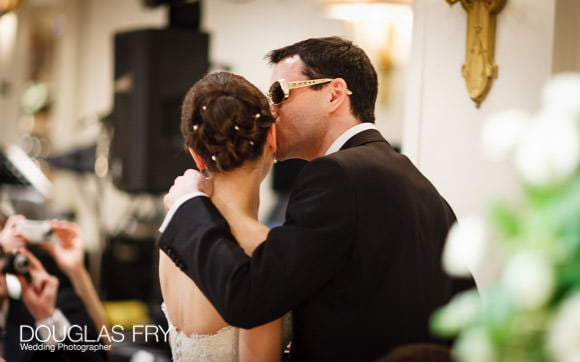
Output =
[
  {"x1": 239, "y1": 318, "x2": 282, "y2": 362},
  {"x1": 233, "y1": 220, "x2": 270, "y2": 256},
  {"x1": 235, "y1": 220, "x2": 282, "y2": 361}
]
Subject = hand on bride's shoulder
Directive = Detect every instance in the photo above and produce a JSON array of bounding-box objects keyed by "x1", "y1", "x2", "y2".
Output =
[{"x1": 164, "y1": 169, "x2": 214, "y2": 210}]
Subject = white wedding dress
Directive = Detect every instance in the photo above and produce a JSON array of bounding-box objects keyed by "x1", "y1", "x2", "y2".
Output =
[{"x1": 161, "y1": 302, "x2": 239, "y2": 361}]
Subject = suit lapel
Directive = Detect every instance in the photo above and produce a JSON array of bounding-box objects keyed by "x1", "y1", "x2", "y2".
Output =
[{"x1": 340, "y1": 129, "x2": 389, "y2": 151}]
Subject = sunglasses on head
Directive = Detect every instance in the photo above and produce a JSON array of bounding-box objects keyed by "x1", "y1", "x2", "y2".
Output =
[{"x1": 266, "y1": 78, "x2": 352, "y2": 105}]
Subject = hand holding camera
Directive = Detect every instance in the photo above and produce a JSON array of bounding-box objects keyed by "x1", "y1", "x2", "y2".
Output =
[
  {"x1": 1, "y1": 216, "x2": 83, "y2": 277},
  {"x1": 42, "y1": 220, "x2": 84, "y2": 275},
  {"x1": 0, "y1": 216, "x2": 55, "y2": 257},
  {"x1": 0, "y1": 249, "x2": 31, "y2": 287},
  {"x1": 17, "y1": 248, "x2": 59, "y2": 321}
]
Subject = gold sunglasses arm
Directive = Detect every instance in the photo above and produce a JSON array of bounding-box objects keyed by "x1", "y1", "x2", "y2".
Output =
[
  {"x1": 287, "y1": 78, "x2": 353, "y2": 95},
  {"x1": 286, "y1": 78, "x2": 334, "y2": 89}
]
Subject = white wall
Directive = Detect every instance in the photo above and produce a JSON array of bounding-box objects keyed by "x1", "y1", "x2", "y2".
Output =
[
  {"x1": 52, "y1": 0, "x2": 166, "y2": 148},
  {"x1": 0, "y1": 10, "x2": 28, "y2": 145},
  {"x1": 403, "y1": 0, "x2": 558, "y2": 220},
  {"x1": 204, "y1": 0, "x2": 344, "y2": 90}
]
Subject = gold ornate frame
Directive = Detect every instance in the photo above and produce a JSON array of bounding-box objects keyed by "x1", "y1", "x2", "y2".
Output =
[
  {"x1": 0, "y1": 0, "x2": 22, "y2": 16},
  {"x1": 447, "y1": 0, "x2": 507, "y2": 107}
]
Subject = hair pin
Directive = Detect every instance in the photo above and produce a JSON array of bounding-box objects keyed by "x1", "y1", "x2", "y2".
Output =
[
  {"x1": 249, "y1": 141, "x2": 255, "y2": 146},
  {"x1": 193, "y1": 124, "x2": 199, "y2": 131},
  {"x1": 234, "y1": 125, "x2": 240, "y2": 131},
  {"x1": 202, "y1": 105, "x2": 207, "y2": 111},
  {"x1": 211, "y1": 155, "x2": 217, "y2": 161},
  {"x1": 253, "y1": 113, "x2": 261, "y2": 119}
]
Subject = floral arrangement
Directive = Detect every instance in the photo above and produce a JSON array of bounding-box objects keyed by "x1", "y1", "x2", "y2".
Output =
[{"x1": 432, "y1": 73, "x2": 580, "y2": 362}]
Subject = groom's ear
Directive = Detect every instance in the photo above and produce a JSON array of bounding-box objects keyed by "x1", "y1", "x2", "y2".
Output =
[
  {"x1": 188, "y1": 148, "x2": 207, "y2": 171},
  {"x1": 266, "y1": 123, "x2": 277, "y2": 154}
]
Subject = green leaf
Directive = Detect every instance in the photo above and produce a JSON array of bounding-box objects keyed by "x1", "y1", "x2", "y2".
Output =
[
  {"x1": 488, "y1": 201, "x2": 521, "y2": 240},
  {"x1": 523, "y1": 183, "x2": 563, "y2": 208}
]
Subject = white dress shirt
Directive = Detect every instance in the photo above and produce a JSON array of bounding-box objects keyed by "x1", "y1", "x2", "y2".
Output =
[{"x1": 324, "y1": 122, "x2": 378, "y2": 156}]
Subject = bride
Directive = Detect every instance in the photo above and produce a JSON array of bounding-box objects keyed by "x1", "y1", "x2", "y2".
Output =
[{"x1": 158, "y1": 71, "x2": 282, "y2": 361}]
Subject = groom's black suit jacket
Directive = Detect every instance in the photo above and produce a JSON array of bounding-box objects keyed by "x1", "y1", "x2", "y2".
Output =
[{"x1": 159, "y1": 129, "x2": 476, "y2": 361}]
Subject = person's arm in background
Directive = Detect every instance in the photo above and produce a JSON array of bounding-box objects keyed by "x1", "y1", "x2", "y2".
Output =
[
  {"x1": 41, "y1": 221, "x2": 110, "y2": 342},
  {"x1": 19, "y1": 248, "x2": 108, "y2": 362},
  {"x1": 1, "y1": 216, "x2": 72, "y2": 345},
  {"x1": 0, "y1": 273, "x2": 9, "y2": 332},
  {"x1": 18, "y1": 248, "x2": 71, "y2": 345}
]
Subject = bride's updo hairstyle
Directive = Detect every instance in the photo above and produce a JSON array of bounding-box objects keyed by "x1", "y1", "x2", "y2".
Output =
[{"x1": 181, "y1": 72, "x2": 275, "y2": 172}]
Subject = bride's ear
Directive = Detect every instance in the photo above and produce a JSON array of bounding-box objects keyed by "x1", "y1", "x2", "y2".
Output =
[
  {"x1": 188, "y1": 147, "x2": 207, "y2": 171},
  {"x1": 266, "y1": 123, "x2": 277, "y2": 154}
]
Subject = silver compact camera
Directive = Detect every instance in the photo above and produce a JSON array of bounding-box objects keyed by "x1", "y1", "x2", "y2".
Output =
[{"x1": 14, "y1": 220, "x2": 53, "y2": 244}]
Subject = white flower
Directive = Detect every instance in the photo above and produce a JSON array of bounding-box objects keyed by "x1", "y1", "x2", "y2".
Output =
[
  {"x1": 541, "y1": 73, "x2": 580, "y2": 119},
  {"x1": 434, "y1": 290, "x2": 481, "y2": 333},
  {"x1": 501, "y1": 250, "x2": 554, "y2": 310},
  {"x1": 481, "y1": 109, "x2": 529, "y2": 161},
  {"x1": 443, "y1": 217, "x2": 487, "y2": 277},
  {"x1": 454, "y1": 327, "x2": 495, "y2": 362},
  {"x1": 547, "y1": 292, "x2": 580, "y2": 362},
  {"x1": 513, "y1": 114, "x2": 580, "y2": 186}
]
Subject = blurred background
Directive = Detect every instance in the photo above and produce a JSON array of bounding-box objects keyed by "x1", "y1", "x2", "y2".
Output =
[{"x1": 0, "y1": 0, "x2": 579, "y2": 360}]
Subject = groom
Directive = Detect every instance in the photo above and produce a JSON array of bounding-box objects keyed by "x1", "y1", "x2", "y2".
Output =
[{"x1": 160, "y1": 37, "x2": 476, "y2": 361}]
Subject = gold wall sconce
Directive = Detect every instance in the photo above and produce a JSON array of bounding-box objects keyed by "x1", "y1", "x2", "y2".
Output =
[
  {"x1": 0, "y1": 0, "x2": 23, "y2": 16},
  {"x1": 447, "y1": 0, "x2": 507, "y2": 107}
]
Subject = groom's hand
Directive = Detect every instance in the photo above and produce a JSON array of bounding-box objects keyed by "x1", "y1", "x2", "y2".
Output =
[{"x1": 164, "y1": 169, "x2": 214, "y2": 210}]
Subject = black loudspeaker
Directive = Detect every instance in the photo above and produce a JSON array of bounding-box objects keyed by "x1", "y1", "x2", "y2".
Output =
[
  {"x1": 142, "y1": 0, "x2": 202, "y2": 30},
  {"x1": 109, "y1": 29, "x2": 209, "y2": 194},
  {"x1": 100, "y1": 235, "x2": 158, "y2": 301}
]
